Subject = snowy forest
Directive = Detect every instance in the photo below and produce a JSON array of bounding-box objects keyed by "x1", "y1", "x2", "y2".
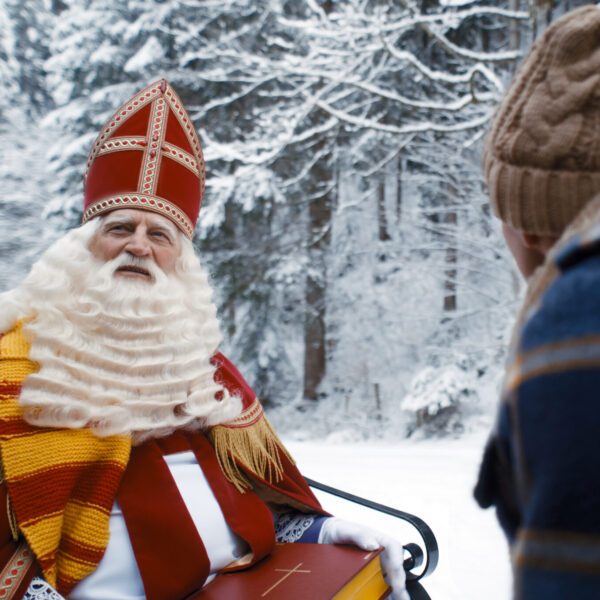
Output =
[{"x1": 0, "y1": 0, "x2": 589, "y2": 440}]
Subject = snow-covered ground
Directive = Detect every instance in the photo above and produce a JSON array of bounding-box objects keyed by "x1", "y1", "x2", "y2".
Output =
[{"x1": 284, "y1": 432, "x2": 511, "y2": 600}]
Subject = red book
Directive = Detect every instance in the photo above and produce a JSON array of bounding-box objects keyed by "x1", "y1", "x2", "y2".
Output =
[{"x1": 192, "y1": 543, "x2": 391, "y2": 599}]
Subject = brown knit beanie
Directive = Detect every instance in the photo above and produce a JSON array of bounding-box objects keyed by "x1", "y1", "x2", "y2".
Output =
[{"x1": 483, "y1": 5, "x2": 600, "y2": 236}]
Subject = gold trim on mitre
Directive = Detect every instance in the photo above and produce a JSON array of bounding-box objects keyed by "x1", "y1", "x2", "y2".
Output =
[{"x1": 82, "y1": 193, "x2": 195, "y2": 239}]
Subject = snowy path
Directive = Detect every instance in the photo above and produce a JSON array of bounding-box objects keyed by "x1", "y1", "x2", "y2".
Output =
[{"x1": 285, "y1": 433, "x2": 511, "y2": 600}]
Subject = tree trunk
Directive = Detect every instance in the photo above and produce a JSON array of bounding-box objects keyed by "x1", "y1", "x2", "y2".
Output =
[
  {"x1": 303, "y1": 147, "x2": 333, "y2": 401},
  {"x1": 509, "y1": 0, "x2": 521, "y2": 51},
  {"x1": 377, "y1": 177, "x2": 391, "y2": 241},
  {"x1": 443, "y1": 181, "x2": 457, "y2": 313},
  {"x1": 397, "y1": 156, "x2": 404, "y2": 223},
  {"x1": 443, "y1": 210, "x2": 457, "y2": 312}
]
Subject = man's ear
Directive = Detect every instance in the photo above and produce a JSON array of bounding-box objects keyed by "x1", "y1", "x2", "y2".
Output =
[
  {"x1": 522, "y1": 232, "x2": 541, "y2": 249},
  {"x1": 522, "y1": 232, "x2": 558, "y2": 254}
]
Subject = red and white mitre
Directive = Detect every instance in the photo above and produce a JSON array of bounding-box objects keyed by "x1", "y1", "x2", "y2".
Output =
[{"x1": 82, "y1": 79, "x2": 205, "y2": 239}]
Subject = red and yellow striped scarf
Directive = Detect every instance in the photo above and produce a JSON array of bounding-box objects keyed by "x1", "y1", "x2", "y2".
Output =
[{"x1": 0, "y1": 322, "x2": 131, "y2": 595}]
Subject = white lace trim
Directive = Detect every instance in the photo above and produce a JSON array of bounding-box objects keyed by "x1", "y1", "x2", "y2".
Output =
[
  {"x1": 274, "y1": 513, "x2": 316, "y2": 543},
  {"x1": 23, "y1": 576, "x2": 66, "y2": 600}
]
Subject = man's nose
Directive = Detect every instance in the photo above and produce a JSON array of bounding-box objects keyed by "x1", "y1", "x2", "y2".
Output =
[{"x1": 124, "y1": 230, "x2": 151, "y2": 257}]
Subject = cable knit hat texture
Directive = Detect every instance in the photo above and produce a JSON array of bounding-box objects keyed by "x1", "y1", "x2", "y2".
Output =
[{"x1": 483, "y1": 5, "x2": 600, "y2": 236}]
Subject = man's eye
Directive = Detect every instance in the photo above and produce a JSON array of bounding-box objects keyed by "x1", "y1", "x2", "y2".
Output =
[{"x1": 152, "y1": 231, "x2": 171, "y2": 242}]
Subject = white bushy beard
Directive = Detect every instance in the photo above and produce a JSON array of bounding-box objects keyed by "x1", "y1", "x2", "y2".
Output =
[{"x1": 0, "y1": 220, "x2": 242, "y2": 443}]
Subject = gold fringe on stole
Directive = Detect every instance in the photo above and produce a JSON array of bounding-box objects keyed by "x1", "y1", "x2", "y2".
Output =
[{"x1": 209, "y1": 412, "x2": 294, "y2": 493}]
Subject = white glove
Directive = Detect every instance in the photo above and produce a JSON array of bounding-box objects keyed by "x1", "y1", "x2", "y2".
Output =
[{"x1": 318, "y1": 517, "x2": 410, "y2": 600}]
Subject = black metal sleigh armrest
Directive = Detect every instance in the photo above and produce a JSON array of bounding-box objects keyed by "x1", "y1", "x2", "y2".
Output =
[{"x1": 305, "y1": 477, "x2": 439, "y2": 582}]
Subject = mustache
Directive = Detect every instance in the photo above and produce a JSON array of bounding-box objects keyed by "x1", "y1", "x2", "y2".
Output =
[{"x1": 111, "y1": 254, "x2": 162, "y2": 281}]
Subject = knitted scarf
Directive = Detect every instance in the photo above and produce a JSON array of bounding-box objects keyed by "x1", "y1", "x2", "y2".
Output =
[
  {"x1": 0, "y1": 321, "x2": 130, "y2": 594},
  {"x1": 0, "y1": 321, "x2": 292, "y2": 595}
]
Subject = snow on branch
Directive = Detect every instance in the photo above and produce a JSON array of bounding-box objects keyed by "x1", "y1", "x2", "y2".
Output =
[
  {"x1": 421, "y1": 24, "x2": 522, "y2": 63},
  {"x1": 200, "y1": 113, "x2": 339, "y2": 167},
  {"x1": 316, "y1": 100, "x2": 491, "y2": 135},
  {"x1": 380, "y1": 42, "x2": 504, "y2": 95},
  {"x1": 381, "y1": 5, "x2": 529, "y2": 31},
  {"x1": 329, "y1": 75, "x2": 491, "y2": 111},
  {"x1": 279, "y1": 5, "x2": 528, "y2": 37}
]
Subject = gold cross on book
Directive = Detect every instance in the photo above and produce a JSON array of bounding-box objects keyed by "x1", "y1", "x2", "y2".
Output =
[
  {"x1": 262, "y1": 562, "x2": 311, "y2": 596},
  {"x1": 191, "y1": 543, "x2": 391, "y2": 599}
]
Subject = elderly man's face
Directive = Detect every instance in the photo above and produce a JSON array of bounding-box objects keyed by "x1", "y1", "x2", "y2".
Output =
[{"x1": 88, "y1": 208, "x2": 181, "y2": 280}]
